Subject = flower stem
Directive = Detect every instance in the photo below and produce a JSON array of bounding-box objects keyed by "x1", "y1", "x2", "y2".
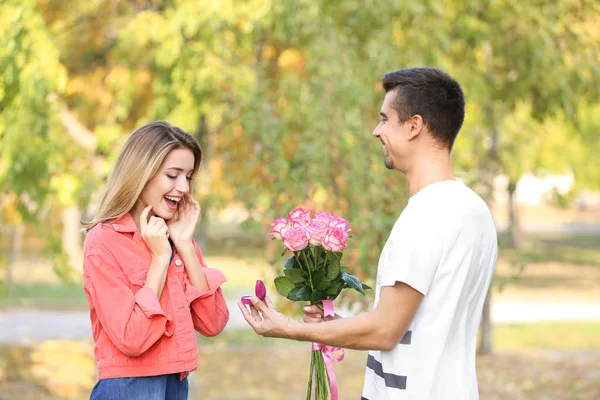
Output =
[
  {"x1": 302, "y1": 250, "x2": 315, "y2": 292},
  {"x1": 307, "y1": 351, "x2": 314, "y2": 400}
]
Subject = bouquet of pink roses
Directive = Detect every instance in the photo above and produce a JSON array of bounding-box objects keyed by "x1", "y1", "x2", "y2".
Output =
[{"x1": 268, "y1": 207, "x2": 371, "y2": 400}]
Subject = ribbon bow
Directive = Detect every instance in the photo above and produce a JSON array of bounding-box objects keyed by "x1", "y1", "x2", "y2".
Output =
[{"x1": 311, "y1": 299, "x2": 345, "y2": 400}]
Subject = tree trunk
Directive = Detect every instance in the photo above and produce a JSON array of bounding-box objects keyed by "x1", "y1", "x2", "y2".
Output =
[
  {"x1": 478, "y1": 289, "x2": 493, "y2": 354},
  {"x1": 477, "y1": 75, "x2": 501, "y2": 355},
  {"x1": 6, "y1": 224, "x2": 24, "y2": 298},
  {"x1": 507, "y1": 180, "x2": 521, "y2": 249},
  {"x1": 62, "y1": 206, "x2": 83, "y2": 274},
  {"x1": 194, "y1": 113, "x2": 209, "y2": 252}
]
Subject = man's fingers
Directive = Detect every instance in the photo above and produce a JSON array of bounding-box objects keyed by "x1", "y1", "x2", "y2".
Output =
[
  {"x1": 303, "y1": 311, "x2": 323, "y2": 318},
  {"x1": 237, "y1": 302, "x2": 260, "y2": 330},
  {"x1": 250, "y1": 296, "x2": 269, "y2": 314},
  {"x1": 249, "y1": 304, "x2": 261, "y2": 319},
  {"x1": 303, "y1": 314, "x2": 323, "y2": 324},
  {"x1": 264, "y1": 295, "x2": 276, "y2": 310},
  {"x1": 303, "y1": 305, "x2": 323, "y2": 313},
  {"x1": 303, "y1": 305, "x2": 324, "y2": 317}
]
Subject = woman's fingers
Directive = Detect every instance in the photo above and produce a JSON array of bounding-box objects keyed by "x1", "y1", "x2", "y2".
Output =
[{"x1": 139, "y1": 205, "x2": 152, "y2": 232}]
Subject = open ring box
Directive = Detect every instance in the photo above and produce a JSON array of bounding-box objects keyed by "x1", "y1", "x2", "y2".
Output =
[{"x1": 241, "y1": 280, "x2": 266, "y2": 305}]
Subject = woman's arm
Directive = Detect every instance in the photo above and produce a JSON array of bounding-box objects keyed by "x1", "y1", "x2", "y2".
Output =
[
  {"x1": 84, "y1": 248, "x2": 173, "y2": 357},
  {"x1": 177, "y1": 241, "x2": 229, "y2": 336}
]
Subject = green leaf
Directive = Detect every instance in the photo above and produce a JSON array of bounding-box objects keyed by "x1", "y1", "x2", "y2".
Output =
[
  {"x1": 311, "y1": 268, "x2": 326, "y2": 287},
  {"x1": 326, "y1": 256, "x2": 340, "y2": 280},
  {"x1": 284, "y1": 256, "x2": 296, "y2": 270},
  {"x1": 288, "y1": 286, "x2": 312, "y2": 301},
  {"x1": 342, "y1": 272, "x2": 365, "y2": 295},
  {"x1": 310, "y1": 290, "x2": 327, "y2": 304},
  {"x1": 326, "y1": 284, "x2": 340, "y2": 295},
  {"x1": 274, "y1": 273, "x2": 295, "y2": 297},
  {"x1": 316, "y1": 277, "x2": 331, "y2": 291},
  {"x1": 362, "y1": 282, "x2": 373, "y2": 291},
  {"x1": 325, "y1": 281, "x2": 344, "y2": 299},
  {"x1": 284, "y1": 268, "x2": 305, "y2": 284}
]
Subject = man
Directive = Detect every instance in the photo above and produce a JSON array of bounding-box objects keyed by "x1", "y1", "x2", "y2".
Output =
[{"x1": 237, "y1": 67, "x2": 498, "y2": 399}]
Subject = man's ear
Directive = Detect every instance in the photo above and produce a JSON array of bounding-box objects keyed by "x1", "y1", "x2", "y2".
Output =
[{"x1": 407, "y1": 114, "x2": 424, "y2": 140}]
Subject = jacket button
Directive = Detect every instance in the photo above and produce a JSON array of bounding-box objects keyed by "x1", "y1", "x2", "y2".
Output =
[
  {"x1": 175, "y1": 259, "x2": 182, "y2": 266},
  {"x1": 164, "y1": 329, "x2": 173, "y2": 337}
]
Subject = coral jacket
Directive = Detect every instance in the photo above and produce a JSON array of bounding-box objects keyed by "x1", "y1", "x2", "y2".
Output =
[{"x1": 83, "y1": 213, "x2": 229, "y2": 380}]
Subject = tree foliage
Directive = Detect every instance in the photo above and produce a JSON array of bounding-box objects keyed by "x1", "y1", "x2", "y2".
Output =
[{"x1": 0, "y1": 1, "x2": 598, "y2": 288}]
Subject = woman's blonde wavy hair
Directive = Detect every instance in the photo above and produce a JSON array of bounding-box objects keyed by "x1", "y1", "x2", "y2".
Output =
[{"x1": 82, "y1": 121, "x2": 202, "y2": 232}]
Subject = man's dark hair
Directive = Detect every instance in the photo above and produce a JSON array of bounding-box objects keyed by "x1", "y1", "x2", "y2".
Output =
[{"x1": 382, "y1": 67, "x2": 465, "y2": 150}]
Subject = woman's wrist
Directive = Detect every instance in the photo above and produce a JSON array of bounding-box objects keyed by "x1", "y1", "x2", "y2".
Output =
[
  {"x1": 151, "y1": 253, "x2": 171, "y2": 269},
  {"x1": 173, "y1": 240, "x2": 195, "y2": 256}
]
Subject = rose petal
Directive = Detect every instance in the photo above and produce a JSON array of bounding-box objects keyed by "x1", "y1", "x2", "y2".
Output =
[
  {"x1": 255, "y1": 280, "x2": 266, "y2": 300},
  {"x1": 241, "y1": 296, "x2": 252, "y2": 305}
]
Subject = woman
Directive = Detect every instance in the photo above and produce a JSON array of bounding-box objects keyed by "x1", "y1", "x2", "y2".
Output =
[{"x1": 82, "y1": 121, "x2": 229, "y2": 399}]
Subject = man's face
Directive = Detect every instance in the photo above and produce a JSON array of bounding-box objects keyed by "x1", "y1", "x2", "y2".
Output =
[{"x1": 372, "y1": 90, "x2": 411, "y2": 172}]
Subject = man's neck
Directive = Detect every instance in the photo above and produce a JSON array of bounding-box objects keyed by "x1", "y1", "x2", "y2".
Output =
[{"x1": 404, "y1": 151, "x2": 455, "y2": 197}]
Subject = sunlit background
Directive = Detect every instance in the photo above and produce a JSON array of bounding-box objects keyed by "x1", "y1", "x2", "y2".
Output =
[{"x1": 1, "y1": 1, "x2": 599, "y2": 399}]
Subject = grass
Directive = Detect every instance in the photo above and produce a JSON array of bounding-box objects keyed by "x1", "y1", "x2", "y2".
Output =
[
  {"x1": 503, "y1": 244, "x2": 600, "y2": 267},
  {"x1": 0, "y1": 248, "x2": 273, "y2": 310},
  {"x1": 498, "y1": 232, "x2": 600, "y2": 266},
  {"x1": 0, "y1": 282, "x2": 88, "y2": 310},
  {"x1": 493, "y1": 322, "x2": 600, "y2": 350}
]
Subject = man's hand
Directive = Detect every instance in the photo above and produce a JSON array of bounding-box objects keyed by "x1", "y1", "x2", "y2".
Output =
[
  {"x1": 237, "y1": 295, "x2": 297, "y2": 339},
  {"x1": 303, "y1": 305, "x2": 341, "y2": 323}
]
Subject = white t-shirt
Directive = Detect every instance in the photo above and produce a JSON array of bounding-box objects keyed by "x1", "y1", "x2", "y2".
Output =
[{"x1": 361, "y1": 180, "x2": 498, "y2": 400}]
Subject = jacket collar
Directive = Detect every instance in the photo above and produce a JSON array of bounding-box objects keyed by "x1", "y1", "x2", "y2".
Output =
[{"x1": 110, "y1": 213, "x2": 138, "y2": 233}]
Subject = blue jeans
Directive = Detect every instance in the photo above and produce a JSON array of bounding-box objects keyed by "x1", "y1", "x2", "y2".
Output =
[{"x1": 90, "y1": 373, "x2": 188, "y2": 400}]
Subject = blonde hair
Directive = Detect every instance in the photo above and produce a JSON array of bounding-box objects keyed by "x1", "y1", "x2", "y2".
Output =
[{"x1": 82, "y1": 121, "x2": 202, "y2": 232}]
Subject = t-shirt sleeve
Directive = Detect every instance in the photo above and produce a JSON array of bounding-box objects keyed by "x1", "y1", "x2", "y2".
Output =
[{"x1": 379, "y1": 214, "x2": 442, "y2": 296}]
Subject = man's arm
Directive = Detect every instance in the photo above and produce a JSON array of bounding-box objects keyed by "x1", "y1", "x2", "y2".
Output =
[{"x1": 238, "y1": 281, "x2": 423, "y2": 351}]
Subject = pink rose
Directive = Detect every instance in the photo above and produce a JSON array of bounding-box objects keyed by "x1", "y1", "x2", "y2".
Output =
[
  {"x1": 306, "y1": 220, "x2": 329, "y2": 246},
  {"x1": 288, "y1": 207, "x2": 312, "y2": 227},
  {"x1": 283, "y1": 226, "x2": 310, "y2": 252},
  {"x1": 330, "y1": 217, "x2": 350, "y2": 230},
  {"x1": 322, "y1": 227, "x2": 348, "y2": 252},
  {"x1": 314, "y1": 211, "x2": 335, "y2": 225},
  {"x1": 268, "y1": 217, "x2": 291, "y2": 240}
]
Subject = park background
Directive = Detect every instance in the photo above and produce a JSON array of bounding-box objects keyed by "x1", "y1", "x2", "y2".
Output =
[{"x1": 1, "y1": 1, "x2": 599, "y2": 399}]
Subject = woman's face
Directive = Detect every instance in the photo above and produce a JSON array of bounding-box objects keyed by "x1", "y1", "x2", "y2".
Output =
[{"x1": 137, "y1": 148, "x2": 195, "y2": 220}]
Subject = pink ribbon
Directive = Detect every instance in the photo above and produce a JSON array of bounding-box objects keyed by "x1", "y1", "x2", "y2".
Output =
[{"x1": 311, "y1": 300, "x2": 344, "y2": 400}]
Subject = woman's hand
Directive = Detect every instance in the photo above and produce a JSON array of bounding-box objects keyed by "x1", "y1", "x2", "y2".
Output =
[
  {"x1": 167, "y1": 193, "x2": 200, "y2": 249},
  {"x1": 140, "y1": 205, "x2": 171, "y2": 263}
]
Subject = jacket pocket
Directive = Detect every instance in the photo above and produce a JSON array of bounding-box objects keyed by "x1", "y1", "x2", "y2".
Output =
[{"x1": 125, "y1": 270, "x2": 147, "y2": 292}]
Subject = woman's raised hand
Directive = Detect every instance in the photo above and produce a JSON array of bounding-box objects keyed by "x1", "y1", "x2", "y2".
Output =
[
  {"x1": 167, "y1": 193, "x2": 200, "y2": 248},
  {"x1": 140, "y1": 205, "x2": 171, "y2": 263}
]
